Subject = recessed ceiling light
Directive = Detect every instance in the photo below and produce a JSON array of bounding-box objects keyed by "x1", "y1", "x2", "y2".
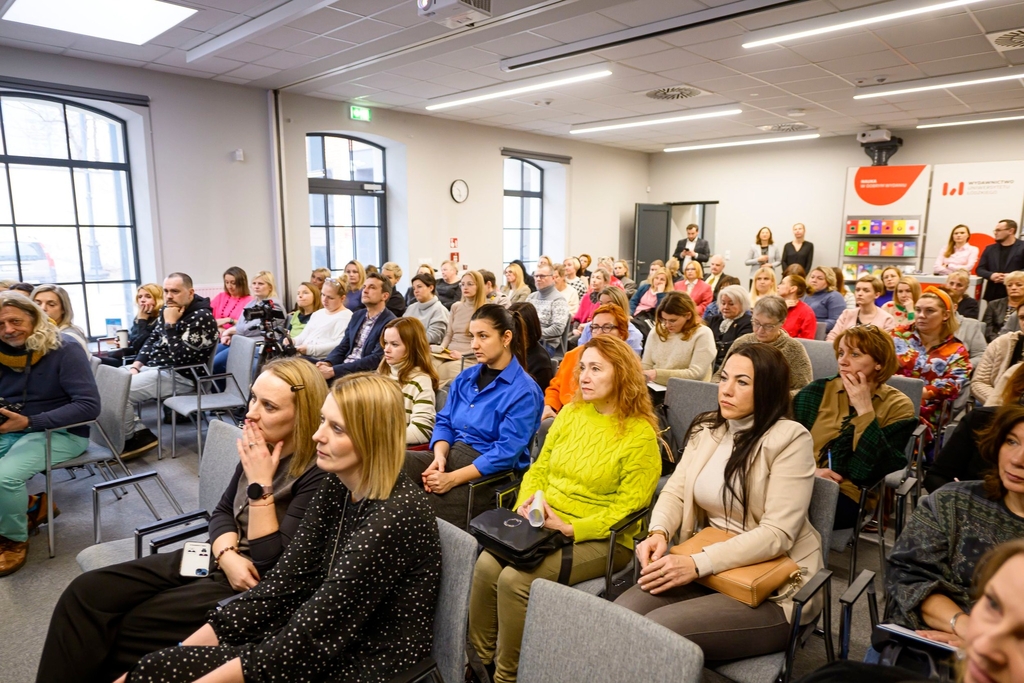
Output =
[
  {"x1": 2, "y1": 0, "x2": 196, "y2": 45},
  {"x1": 424, "y1": 65, "x2": 612, "y2": 111},
  {"x1": 664, "y1": 132, "x2": 820, "y2": 153},
  {"x1": 570, "y1": 106, "x2": 742, "y2": 135},
  {"x1": 854, "y1": 65, "x2": 1024, "y2": 99},
  {"x1": 742, "y1": 0, "x2": 989, "y2": 48},
  {"x1": 917, "y1": 108, "x2": 1024, "y2": 128}
]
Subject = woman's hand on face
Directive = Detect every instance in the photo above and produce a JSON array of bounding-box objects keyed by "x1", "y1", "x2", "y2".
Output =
[
  {"x1": 815, "y1": 468, "x2": 844, "y2": 483},
  {"x1": 237, "y1": 420, "x2": 282, "y2": 485},
  {"x1": 915, "y1": 629, "x2": 964, "y2": 648},
  {"x1": 635, "y1": 534, "x2": 667, "y2": 570},
  {"x1": 840, "y1": 371, "x2": 875, "y2": 415},
  {"x1": 638, "y1": 552, "x2": 698, "y2": 594},
  {"x1": 218, "y1": 552, "x2": 260, "y2": 592}
]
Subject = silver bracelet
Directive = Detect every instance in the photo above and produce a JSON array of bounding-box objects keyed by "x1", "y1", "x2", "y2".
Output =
[{"x1": 949, "y1": 610, "x2": 966, "y2": 633}]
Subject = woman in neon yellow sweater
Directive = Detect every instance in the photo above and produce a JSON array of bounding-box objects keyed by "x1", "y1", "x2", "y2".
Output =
[{"x1": 468, "y1": 334, "x2": 661, "y2": 683}]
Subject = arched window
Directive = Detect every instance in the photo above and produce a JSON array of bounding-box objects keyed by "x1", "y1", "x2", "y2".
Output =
[
  {"x1": 503, "y1": 157, "x2": 542, "y2": 273},
  {"x1": 306, "y1": 134, "x2": 387, "y2": 272},
  {"x1": 0, "y1": 93, "x2": 138, "y2": 338}
]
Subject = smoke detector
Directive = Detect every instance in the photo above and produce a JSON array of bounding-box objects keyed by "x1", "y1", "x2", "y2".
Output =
[
  {"x1": 757, "y1": 122, "x2": 815, "y2": 132},
  {"x1": 646, "y1": 86, "x2": 705, "y2": 100},
  {"x1": 987, "y1": 28, "x2": 1024, "y2": 51}
]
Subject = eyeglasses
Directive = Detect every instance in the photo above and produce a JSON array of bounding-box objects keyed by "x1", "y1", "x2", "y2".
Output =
[
  {"x1": 751, "y1": 320, "x2": 778, "y2": 332},
  {"x1": 592, "y1": 324, "x2": 618, "y2": 333},
  {"x1": 534, "y1": 273, "x2": 552, "y2": 279}
]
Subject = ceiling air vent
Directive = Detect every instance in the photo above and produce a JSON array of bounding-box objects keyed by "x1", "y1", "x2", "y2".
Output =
[
  {"x1": 646, "y1": 86, "x2": 704, "y2": 100},
  {"x1": 987, "y1": 28, "x2": 1024, "y2": 51},
  {"x1": 757, "y1": 122, "x2": 814, "y2": 132}
]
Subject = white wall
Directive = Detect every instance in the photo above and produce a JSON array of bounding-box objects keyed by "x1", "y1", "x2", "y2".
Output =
[{"x1": 648, "y1": 120, "x2": 1024, "y2": 280}]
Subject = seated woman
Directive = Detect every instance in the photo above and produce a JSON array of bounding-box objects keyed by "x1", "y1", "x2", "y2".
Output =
[
  {"x1": 309, "y1": 267, "x2": 331, "y2": 292},
  {"x1": 882, "y1": 275, "x2": 921, "y2": 327},
  {"x1": 380, "y1": 262, "x2": 407, "y2": 317},
  {"x1": 109, "y1": 372, "x2": 442, "y2": 683},
  {"x1": 542, "y1": 304, "x2": 630, "y2": 421},
  {"x1": 562, "y1": 257, "x2": 588, "y2": 301},
  {"x1": 947, "y1": 268, "x2": 980, "y2": 320},
  {"x1": 577, "y1": 286, "x2": 644, "y2": 354},
  {"x1": 892, "y1": 290, "x2": 971, "y2": 442},
  {"x1": 701, "y1": 275, "x2": 741, "y2": 321},
  {"x1": 615, "y1": 344, "x2": 823, "y2": 662},
  {"x1": 502, "y1": 262, "x2": 531, "y2": 305},
  {"x1": 793, "y1": 326, "x2": 918, "y2": 529},
  {"x1": 827, "y1": 275, "x2": 896, "y2": 341},
  {"x1": 378, "y1": 318, "x2": 438, "y2": 446},
  {"x1": 802, "y1": 267, "x2": 847, "y2": 334},
  {"x1": 748, "y1": 265, "x2": 777, "y2": 306},
  {"x1": 404, "y1": 271, "x2": 450, "y2": 346},
  {"x1": 211, "y1": 267, "x2": 252, "y2": 331},
  {"x1": 925, "y1": 407, "x2": 996, "y2": 494},
  {"x1": 405, "y1": 304, "x2": 543, "y2": 527},
  {"x1": 707, "y1": 284, "x2": 754, "y2": 371},
  {"x1": 629, "y1": 265, "x2": 670, "y2": 318},
  {"x1": 342, "y1": 259, "x2": 366, "y2": 312},
  {"x1": 713, "y1": 296, "x2": 813, "y2": 393},
  {"x1": 833, "y1": 268, "x2": 856, "y2": 310},
  {"x1": 436, "y1": 260, "x2": 462, "y2": 310},
  {"x1": 97, "y1": 284, "x2": 162, "y2": 368},
  {"x1": 876, "y1": 266, "x2": 902, "y2": 307},
  {"x1": 286, "y1": 281, "x2": 321, "y2": 338},
  {"x1": 572, "y1": 267, "x2": 611, "y2": 330},
  {"x1": 778, "y1": 274, "x2": 817, "y2": 340},
  {"x1": 32, "y1": 284, "x2": 88, "y2": 351},
  {"x1": 433, "y1": 270, "x2": 486, "y2": 384},
  {"x1": 641, "y1": 291, "x2": 715, "y2": 384},
  {"x1": 983, "y1": 270, "x2": 1024, "y2": 342},
  {"x1": 215, "y1": 270, "x2": 284, "y2": 374},
  {"x1": 404, "y1": 264, "x2": 434, "y2": 306},
  {"x1": 886, "y1": 405, "x2": 1024, "y2": 642},
  {"x1": 613, "y1": 259, "x2": 637, "y2": 298},
  {"x1": 469, "y1": 334, "x2": 660, "y2": 683},
  {"x1": 509, "y1": 301, "x2": 555, "y2": 390},
  {"x1": 37, "y1": 358, "x2": 330, "y2": 682},
  {"x1": 674, "y1": 261, "x2": 713, "y2": 316},
  {"x1": 292, "y1": 277, "x2": 352, "y2": 360}
]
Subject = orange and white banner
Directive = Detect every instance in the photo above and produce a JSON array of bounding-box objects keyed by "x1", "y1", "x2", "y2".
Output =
[{"x1": 844, "y1": 165, "x2": 931, "y2": 215}]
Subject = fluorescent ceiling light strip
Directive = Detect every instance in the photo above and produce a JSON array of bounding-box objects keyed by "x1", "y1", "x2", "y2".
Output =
[
  {"x1": 854, "y1": 66, "x2": 1024, "y2": 99},
  {"x1": 742, "y1": 0, "x2": 987, "y2": 48},
  {"x1": 425, "y1": 67, "x2": 612, "y2": 111},
  {"x1": 664, "y1": 133, "x2": 819, "y2": 153},
  {"x1": 570, "y1": 107, "x2": 743, "y2": 134},
  {"x1": 2, "y1": 0, "x2": 196, "y2": 46},
  {"x1": 917, "y1": 109, "x2": 1024, "y2": 128}
]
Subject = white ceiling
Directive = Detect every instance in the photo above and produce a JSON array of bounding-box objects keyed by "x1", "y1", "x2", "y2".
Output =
[{"x1": 1, "y1": 0, "x2": 1023, "y2": 152}]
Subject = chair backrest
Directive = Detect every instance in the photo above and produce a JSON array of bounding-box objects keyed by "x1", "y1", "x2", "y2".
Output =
[
  {"x1": 433, "y1": 519, "x2": 478, "y2": 683},
  {"x1": 223, "y1": 335, "x2": 258, "y2": 401},
  {"x1": 809, "y1": 477, "x2": 840, "y2": 569},
  {"x1": 519, "y1": 580, "x2": 703, "y2": 683},
  {"x1": 531, "y1": 417, "x2": 554, "y2": 462},
  {"x1": 815, "y1": 322, "x2": 827, "y2": 340},
  {"x1": 664, "y1": 378, "x2": 719, "y2": 454},
  {"x1": 435, "y1": 387, "x2": 448, "y2": 412},
  {"x1": 198, "y1": 421, "x2": 243, "y2": 513},
  {"x1": 558, "y1": 313, "x2": 572, "y2": 354},
  {"x1": 91, "y1": 364, "x2": 131, "y2": 453},
  {"x1": 798, "y1": 339, "x2": 838, "y2": 381},
  {"x1": 886, "y1": 375, "x2": 924, "y2": 418},
  {"x1": 89, "y1": 354, "x2": 102, "y2": 376}
]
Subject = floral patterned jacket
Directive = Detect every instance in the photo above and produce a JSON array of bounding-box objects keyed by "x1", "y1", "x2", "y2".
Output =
[{"x1": 891, "y1": 324, "x2": 971, "y2": 440}]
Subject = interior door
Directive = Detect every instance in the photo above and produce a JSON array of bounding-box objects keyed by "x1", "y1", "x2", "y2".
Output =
[{"x1": 634, "y1": 203, "x2": 672, "y2": 277}]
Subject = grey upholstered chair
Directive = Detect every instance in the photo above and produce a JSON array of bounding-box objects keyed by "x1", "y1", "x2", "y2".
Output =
[{"x1": 797, "y1": 339, "x2": 839, "y2": 381}]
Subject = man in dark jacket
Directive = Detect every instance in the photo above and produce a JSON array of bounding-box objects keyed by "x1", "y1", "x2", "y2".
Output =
[
  {"x1": 318, "y1": 273, "x2": 396, "y2": 381},
  {"x1": 0, "y1": 292, "x2": 100, "y2": 576},
  {"x1": 672, "y1": 224, "x2": 711, "y2": 266},
  {"x1": 977, "y1": 219, "x2": 1024, "y2": 301}
]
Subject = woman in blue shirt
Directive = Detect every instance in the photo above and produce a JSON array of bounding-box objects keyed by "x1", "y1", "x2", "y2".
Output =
[
  {"x1": 802, "y1": 267, "x2": 848, "y2": 334},
  {"x1": 404, "y1": 304, "x2": 543, "y2": 527}
]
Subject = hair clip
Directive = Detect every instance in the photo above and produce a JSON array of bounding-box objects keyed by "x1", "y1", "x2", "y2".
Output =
[{"x1": 291, "y1": 384, "x2": 305, "y2": 392}]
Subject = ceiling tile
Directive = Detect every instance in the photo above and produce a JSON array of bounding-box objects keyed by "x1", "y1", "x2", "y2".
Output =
[
  {"x1": 0, "y1": 22, "x2": 76, "y2": 48},
  {"x1": 1006, "y1": 50, "x2": 1024, "y2": 64},
  {"x1": 362, "y1": 91, "x2": 422, "y2": 106},
  {"x1": 611, "y1": 72, "x2": 684, "y2": 92},
  {"x1": 784, "y1": 76, "x2": 854, "y2": 94},
  {"x1": 789, "y1": 33, "x2": 891, "y2": 63},
  {"x1": 733, "y1": 0, "x2": 838, "y2": 31},
  {"x1": 217, "y1": 41, "x2": 277, "y2": 62},
  {"x1": 898, "y1": 35, "x2": 998, "y2": 62},
  {"x1": 619, "y1": 48, "x2": 706, "y2": 73},
  {"x1": 254, "y1": 50, "x2": 312, "y2": 70},
  {"x1": 317, "y1": 81, "x2": 380, "y2": 97},
  {"x1": 750, "y1": 63, "x2": 830, "y2": 83},
  {"x1": 149, "y1": 27, "x2": 204, "y2": 49},
  {"x1": 0, "y1": 36, "x2": 65, "y2": 53},
  {"x1": 818, "y1": 49, "x2": 910, "y2": 74},
  {"x1": 286, "y1": 36, "x2": 354, "y2": 57},
  {"x1": 721, "y1": 49, "x2": 811, "y2": 72},
  {"x1": 871, "y1": 13, "x2": 981, "y2": 47},
  {"x1": 144, "y1": 63, "x2": 216, "y2": 78},
  {"x1": 353, "y1": 71, "x2": 417, "y2": 90},
  {"x1": 691, "y1": 73, "x2": 769, "y2": 92},
  {"x1": 972, "y1": 3, "x2": 1024, "y2": 32},
  {"x1": 538, "y1": 52, "x2": 607, "y2": 71},
  {"x1": 390, "y1": 80, "x2": 458, "y2": 99},
  {"x1": 66, "y1": 36, "x2": 172, "y2": 61},
  {"x1": 593, "y1": 37, "x2": 672, "y2": 61},
  {"x1": 686, "y1": 34, "x2": 769, "y2": 60},
  {"x1": 180, "y1": 6, "x2": 236, "y2": 31},
  {"x1": 475, "y1": 32, "x2": 562, "y2": 58},
  {"x1": 429, "y1": 47, "x2": 498, "y2": 69},
  {"x1": 331, "y1": 0, "x2": 405, "y2": 17},
  {"x1": 387, "y1": 60, "x2": 460, "y2": 80},
  {"x1": 657, "y1": 61, "x2": 738, "y2": 83},
  {"x1": 193, "y1": 0, "x2": 266, "y2": 12},
  {"x1": 532, "y1": 13, "x2": 627, "y2": 43},
  {"x1": 287, "y1": 8, "x2": 359, "y2": 33},
  {"x1": 250, "y1": 27, "x2": 316, "y2": 49},
  {"x1": 429, "y1": 70, "x2": 502, "y2": 90},
  {"x1": 370, "y1": 2, "x2": 427, "y2": 27},
  {"x1": 973, "y1": 96, "x2": 1024, "y2": 111},
  {"x1": 212, "y1": 74, "x2": 250, "y2": 84},
  {"x1": 916, "y1": 51, "x2": 1008, "y2": 76},
  {"x1": 471, "y1": 62, "x2": 548, "y2": 82},
  {"x1": 660, "y1": 20, "x2": 747, "y2": 48},
  {"x1": 224, "y1": 63, "x2": 280, "y2": 80},
  {"x1": 328, "y1": 18, "x2": 404, "y2": 44}
]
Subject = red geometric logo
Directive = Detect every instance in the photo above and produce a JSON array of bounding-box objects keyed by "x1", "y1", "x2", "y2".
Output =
[
  {"x1": 854, "y1": 165, "x2": 927, "y2": 206},
  {"x1": 943, "y1": 182, "x2": 965, "y2": 196}
]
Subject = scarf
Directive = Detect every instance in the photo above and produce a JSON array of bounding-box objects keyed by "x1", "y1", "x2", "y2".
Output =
[
  {"x1": 589, "y1": 290, "x2": 601, "y2": 304},
  {"x1": 719, "y1": 318, "x2": 735, "y2": 334},
  {"x1": 0, "y1": 339, "x2": 44, "y2": 370}
]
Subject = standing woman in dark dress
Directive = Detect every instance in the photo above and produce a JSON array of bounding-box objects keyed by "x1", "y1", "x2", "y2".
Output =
[
  {"x1": 781, "y1": 222, "x2": 814, "y2": 275},
  {"x1": 116, "y1": 373, "x2": 442, "y2": 683}
]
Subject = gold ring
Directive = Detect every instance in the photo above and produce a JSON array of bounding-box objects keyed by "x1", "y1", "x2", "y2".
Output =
[
  {"x1": 660, "y1": 570, "x2": 665, "y2": 577},
  {"x1": 248, "y1": 442, "x2": 256, "y2": 447}
]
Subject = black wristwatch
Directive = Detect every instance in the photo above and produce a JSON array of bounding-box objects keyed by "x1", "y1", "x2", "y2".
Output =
[{"x1": 247, "y1": 483, "x2": 273, "y2": 501}]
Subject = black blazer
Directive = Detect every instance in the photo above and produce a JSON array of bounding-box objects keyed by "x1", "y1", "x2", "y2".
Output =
[
  {"x1": 325, "y1": 307, "x2": 397, "y2": 376},
  {"x1": 672, "y1": 238, "x2": 710, "y2": 264},
  {"x1": 977, "y1": 239, "x2": 1024, "y2": 301},
  {"x1": 956, "y1": 296, "x2": 979, "y2": 320},
  {"x1": 708, "y1": 311, "x2": 753, "y2": 370}
]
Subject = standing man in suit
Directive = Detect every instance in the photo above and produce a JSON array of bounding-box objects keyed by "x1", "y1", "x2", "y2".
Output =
[
  {"x1": 672, "y1": 224, "x2": 710, "y2": 267},
  {"x1": 977, "y1": 219, "x2": 1024, "y2": 301},
  {"x1": 705, "y1": 254, "x2": 728, "y2": 298}
]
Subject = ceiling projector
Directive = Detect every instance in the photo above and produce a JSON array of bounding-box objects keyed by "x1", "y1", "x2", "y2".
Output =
[
  {"x1": 417, "y1": 0, "x2": 491, "y2": 28},
  {"x1": 856, "y1": 129, "x2": 893, "y2": 144}
]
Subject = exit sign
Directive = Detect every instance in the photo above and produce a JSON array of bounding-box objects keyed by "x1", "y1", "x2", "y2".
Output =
[{"x1": 349, "y1": 105, "x2": 372, "y2": 122}]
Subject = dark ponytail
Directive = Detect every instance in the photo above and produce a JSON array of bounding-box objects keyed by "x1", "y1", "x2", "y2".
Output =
[{"x1": 472, "y1": 303, "x2": 527, "y2": 368}]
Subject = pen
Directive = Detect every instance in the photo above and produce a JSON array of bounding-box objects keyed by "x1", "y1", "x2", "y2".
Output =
[{"x1": 827, "y1": 449, "x2": 832, "y2": 471}]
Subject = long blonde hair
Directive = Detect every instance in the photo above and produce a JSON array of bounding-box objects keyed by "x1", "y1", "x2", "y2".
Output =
[
  {"x1": 252, "y1": 270, "x2": 278, "y2": 299},
  {"x1": 259, "y1": 357, "x2": 329, "y2": 477},
  {"x1": 503, "y1": 263, "x2": 526, "y2": 293}
]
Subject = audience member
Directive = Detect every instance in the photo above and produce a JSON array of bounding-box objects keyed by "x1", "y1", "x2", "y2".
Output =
[
  {"x1": 705, "y1": 254, "x2": 728, "y2": 298},
  {"x1": 37, "y1": 359, "x2": 328, "y2": 676},
  {"x1": 617, "y1": 344, "x2": 822, "y2": 661},
  {"x1": 674, "y1": 261, "x2": 713, "y2": 315},
  {"x1": 714, "y1": 296, "x2": 812, "y2": 393},
  {"x1": 113, "y1": 373, "x2": 442, "y2": 683},
  {"x1": 404, "y1": 264, "x2": 434, "y2": 306},
  {"x1": 613, "y1": 260, "x2": 638, "y2": 297},
  {"x1": 9, "y1": 282, "x2": 33, "y2": 296},
  {"x1": 672, "y1": 223, "x2": 710, "y2": 267},
  {"x1": 701, "y1": 274, "x2": 741, "y2": 321},
  {"x1": 403, "y1": 272, "x2": 449, "y2": 346},
  {"x1": 214, "y1": 270, "x2": 284, "y2": 375},
  {"x1": 876, "y1": 266, "x2": 902, "y2": 307},
  {"x1": 434, "y1": 270, "x2": 486, "y2": 383},
  {"x1": 318, "y1": 273, "x2": 396, "y2": 381},
  {"x1": 578, "y1": 253, "x2": 593, "y2": 279},
  {"x1": 210, "y1": 266, "x2": 252, "y2": 330},
  {"x1": 883, "y1": 275, "x2": 921, "y2": 326},
  {"x1": 784, "y1": 263, "x2": 806, "y2": 277},
  {"x1": 745, "y1": 227, "x2": 782, "y2": 281},
  {"x1": 793, "y1": 326, "x2": 917, "y2": 529},
  {"x1": 950, "y1": 288, "x2": 988, "y2": 363},
  {"x1": 577, "y1": 287, "x2": 644, "y2": 353},
  {"x1": 380, "y1": 261, "x2": 407, "y2": 317},
  {"x1": 630, "y1": 265, "x2": 670, "y2": 318},
  {"x1": 365, "y1": 264, "x2": 379, "y2": 275},
  {"x1": 510, "y1": 259, "x2": 537, "y2": 292},
  {"x1": 573, "y1": 266, "x2": 611, "y2": 329},
  {"x1": 551, "y1": 263, "x2": 579, "y2": 316},
  {"x1": 0, "y1": 293, "x2": 99, "y2": 577},
  {"x1": 977, "y1": 219, "x2": 1024, "y2": 302},
  {"x1": 502, "y1": 262, "x2": 531, "y2": 304},
  {"x1": 309, "y1": 266, "x2": 331, "y2": 291},
  {"x1": 708, "y1": 284, "x2": 754, "y2": 370},
  {"x1": 803, "y1": 267, "x2": 847, "y2": 334},
  {"x1": 469, "y1": 334, "x2": 660, "y2": 683},
  {"x1": 479, "y1": 269, "x2": 511, "y2": 309},
  {"x1": 0, "y1": 279, "x2": 15, "y2": 292},
  {"x1": 31, "y1": 284, "x2": 87, "y2": 351},
  {"x1": 749, "y1": 265, "x2": 778, "y2": 305},
  {"x1": 378, "y1": 318, "x2": 438, "y2": 446},
  {"x1": 527, "y1": 264, "x2": 569, "y2": 354},
  {"x1": 292, "y1": 278, "x2": 352, "y2": 360},
  {"x1": 436, "y1": 260, "x2": 462, "y2": 310},
  {"x1": 924, "y1": 407, "x2": 995, "y2": 493},
  {"x1": 827, "y1": 275, "x2": 896, "y2": 341},
  {"x1": 946, "y1": 269, "x2": 979, "y2": 319},
  {"x1": 342, "y1": 259, "x2": 366, "y2": 312},
  {"x1": 641, "y1": 291, "x2": 715, "y2": 384},
  {"x1": 983, "y1": 270, "x2": 1024, "y2": 341},
  {"x1": 972, "y1": 308, "x2": 1024, "y2": 405},
  {"x1": 833, "y1": 267, "x2": 856, "y2": 309},
  {"x1": 509, "y1": 302, "x2": 555, "y2": 390},
  {"x1": 665, "y1": 256, "x2": 683, "y2": 283},
  {"x1": 286, "y1": 282, "x2": 321, "y2": 337},
  {"x1": 990, "y1": 359, "x2": 1024, "y2": 407},
  {"x1": 96, "y1": 284, "x2": 162, "y2": 368},
  {"x1": 933, "y1": 224, "x2": 980, "y2": 275},
  {"x1": 781, "y1": 222, "x2": 814, "y2": 274},
  {"x1": 779, "y1": 274, "x2": 817, "y2": 340},
  {"x1": 405, "y1": 304, "x2": 542, "y2": 527},
  {"x1": 563, "y1": 257, "x2": 588, "y2": 300}
]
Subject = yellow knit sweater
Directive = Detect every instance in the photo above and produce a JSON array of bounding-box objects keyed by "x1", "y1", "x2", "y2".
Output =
[{"x1": 515, "y1": 402, "x2": 660, "y2": 547}]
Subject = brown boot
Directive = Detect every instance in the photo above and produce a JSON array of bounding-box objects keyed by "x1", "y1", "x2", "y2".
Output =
[
  {"x1": 26, "y1": 492, "x2": 60, "y2": 535},
  {"x1": 0, "y1": 536, "x2": 28, "y2": 577}
]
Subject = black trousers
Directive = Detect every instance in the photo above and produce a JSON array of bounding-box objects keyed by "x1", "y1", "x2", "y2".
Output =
[
  {"x1": 404, "y1": 442, "x2": 499, "y2": 529},
  {"x1": 37, "y1": 549, "x2": 236, "y2": 683}
]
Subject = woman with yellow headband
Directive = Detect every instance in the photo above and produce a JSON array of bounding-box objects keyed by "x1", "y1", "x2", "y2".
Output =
[{"x1": 890, "y1": 288, "x2": 971, "y2": 443}]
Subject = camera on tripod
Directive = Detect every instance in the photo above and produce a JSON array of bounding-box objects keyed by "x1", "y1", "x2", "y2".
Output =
[
  {"x1": 244, "y1": 300, "x2": 295, "y2": 371},
  {"x1": 243, "y1": 300, "x2": 287, "y2": 325}
]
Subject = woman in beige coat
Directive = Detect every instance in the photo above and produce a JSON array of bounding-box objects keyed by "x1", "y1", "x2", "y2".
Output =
[
  {"x1": 616, "y1": 343, "x2": 823, "y2": 661},
  {"x1": 971, "y1": 306, "x2": 1024, "y2": 404}
]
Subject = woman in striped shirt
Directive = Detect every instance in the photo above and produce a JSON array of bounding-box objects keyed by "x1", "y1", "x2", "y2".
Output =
[{"x1": 379, "y1": 317, "x2": 438, "y2": 446}]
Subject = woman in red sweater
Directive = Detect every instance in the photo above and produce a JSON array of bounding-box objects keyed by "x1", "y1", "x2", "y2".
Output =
[{"x1": 779, "y1": 273, "x2": 817, "y2": 339}]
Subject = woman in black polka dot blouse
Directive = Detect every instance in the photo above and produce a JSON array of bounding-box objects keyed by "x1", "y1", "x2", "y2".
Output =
[{"x1": 119, "y1": 373, "x2": 442, "y2": 683}]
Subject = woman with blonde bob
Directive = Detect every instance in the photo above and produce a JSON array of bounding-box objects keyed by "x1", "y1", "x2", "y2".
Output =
[
  {"x1": 378, "y1": 317, "x2": 439, "y2": 446},
  {"x1": 31, "y1": 284, "x2": 87, "y2": 351},
  {"x1": 802, "y1": 267, "x2": 847, "y2": 334},
  {"x1": 434, "y1": 269, "x2": 487, "y2": 383},
  {"x1": 882, "y1": 275, "x2": 921, "y2": 326},
  {"x1": 675, "y1": 260, "x2": 713, "y2": 315},
  {"x1": 97, "y1": 283, "x2": 163, "y2": 368},
  {"x1": 469, "y1": 334, "x2": 660, "y2": 683},
  {"x1": 749, "y1": 265, "x2": 778, "y2": 306}
]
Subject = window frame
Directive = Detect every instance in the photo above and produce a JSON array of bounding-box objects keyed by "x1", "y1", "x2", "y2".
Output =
[{"x1": 502, "y1": 157, "x2": 543, "y2": 271}]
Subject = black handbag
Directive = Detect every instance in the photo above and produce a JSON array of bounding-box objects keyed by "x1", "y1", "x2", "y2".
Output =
[{"x1": 469, "y1": 508, "x2": 573, "y2": 583}]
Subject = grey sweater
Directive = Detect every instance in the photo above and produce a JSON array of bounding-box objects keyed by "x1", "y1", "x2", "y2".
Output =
[
  {"x1": 403, "y1": 297, "x2": 450, "y2": 346},
  {"x1": 527, "y1": 285, "x2": 570, "y2": 348}
]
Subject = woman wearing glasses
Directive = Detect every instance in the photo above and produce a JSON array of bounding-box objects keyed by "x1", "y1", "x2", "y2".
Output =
[{"x1": 712, "y1": 296, "x2": 812, "y2": 393}]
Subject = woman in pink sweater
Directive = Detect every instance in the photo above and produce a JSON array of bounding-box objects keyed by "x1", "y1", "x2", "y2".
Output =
[
  {"x1": 210, "y1": 266, "x2": 253, "y2": 330},
  {"x1": 826, "y1": 274, "x2": 895, "y2": 341}
]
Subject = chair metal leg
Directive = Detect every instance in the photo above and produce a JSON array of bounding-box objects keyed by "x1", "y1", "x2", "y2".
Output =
[
  {"x1": 46, "y1": 431, "x2": 55, "y2": 558},
  {"x1": 170, "y1": 411, "x2": 178, "y2": 459},
  {"x1": 156, "y1": 371, "x2": 164, "y2": 460}
]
